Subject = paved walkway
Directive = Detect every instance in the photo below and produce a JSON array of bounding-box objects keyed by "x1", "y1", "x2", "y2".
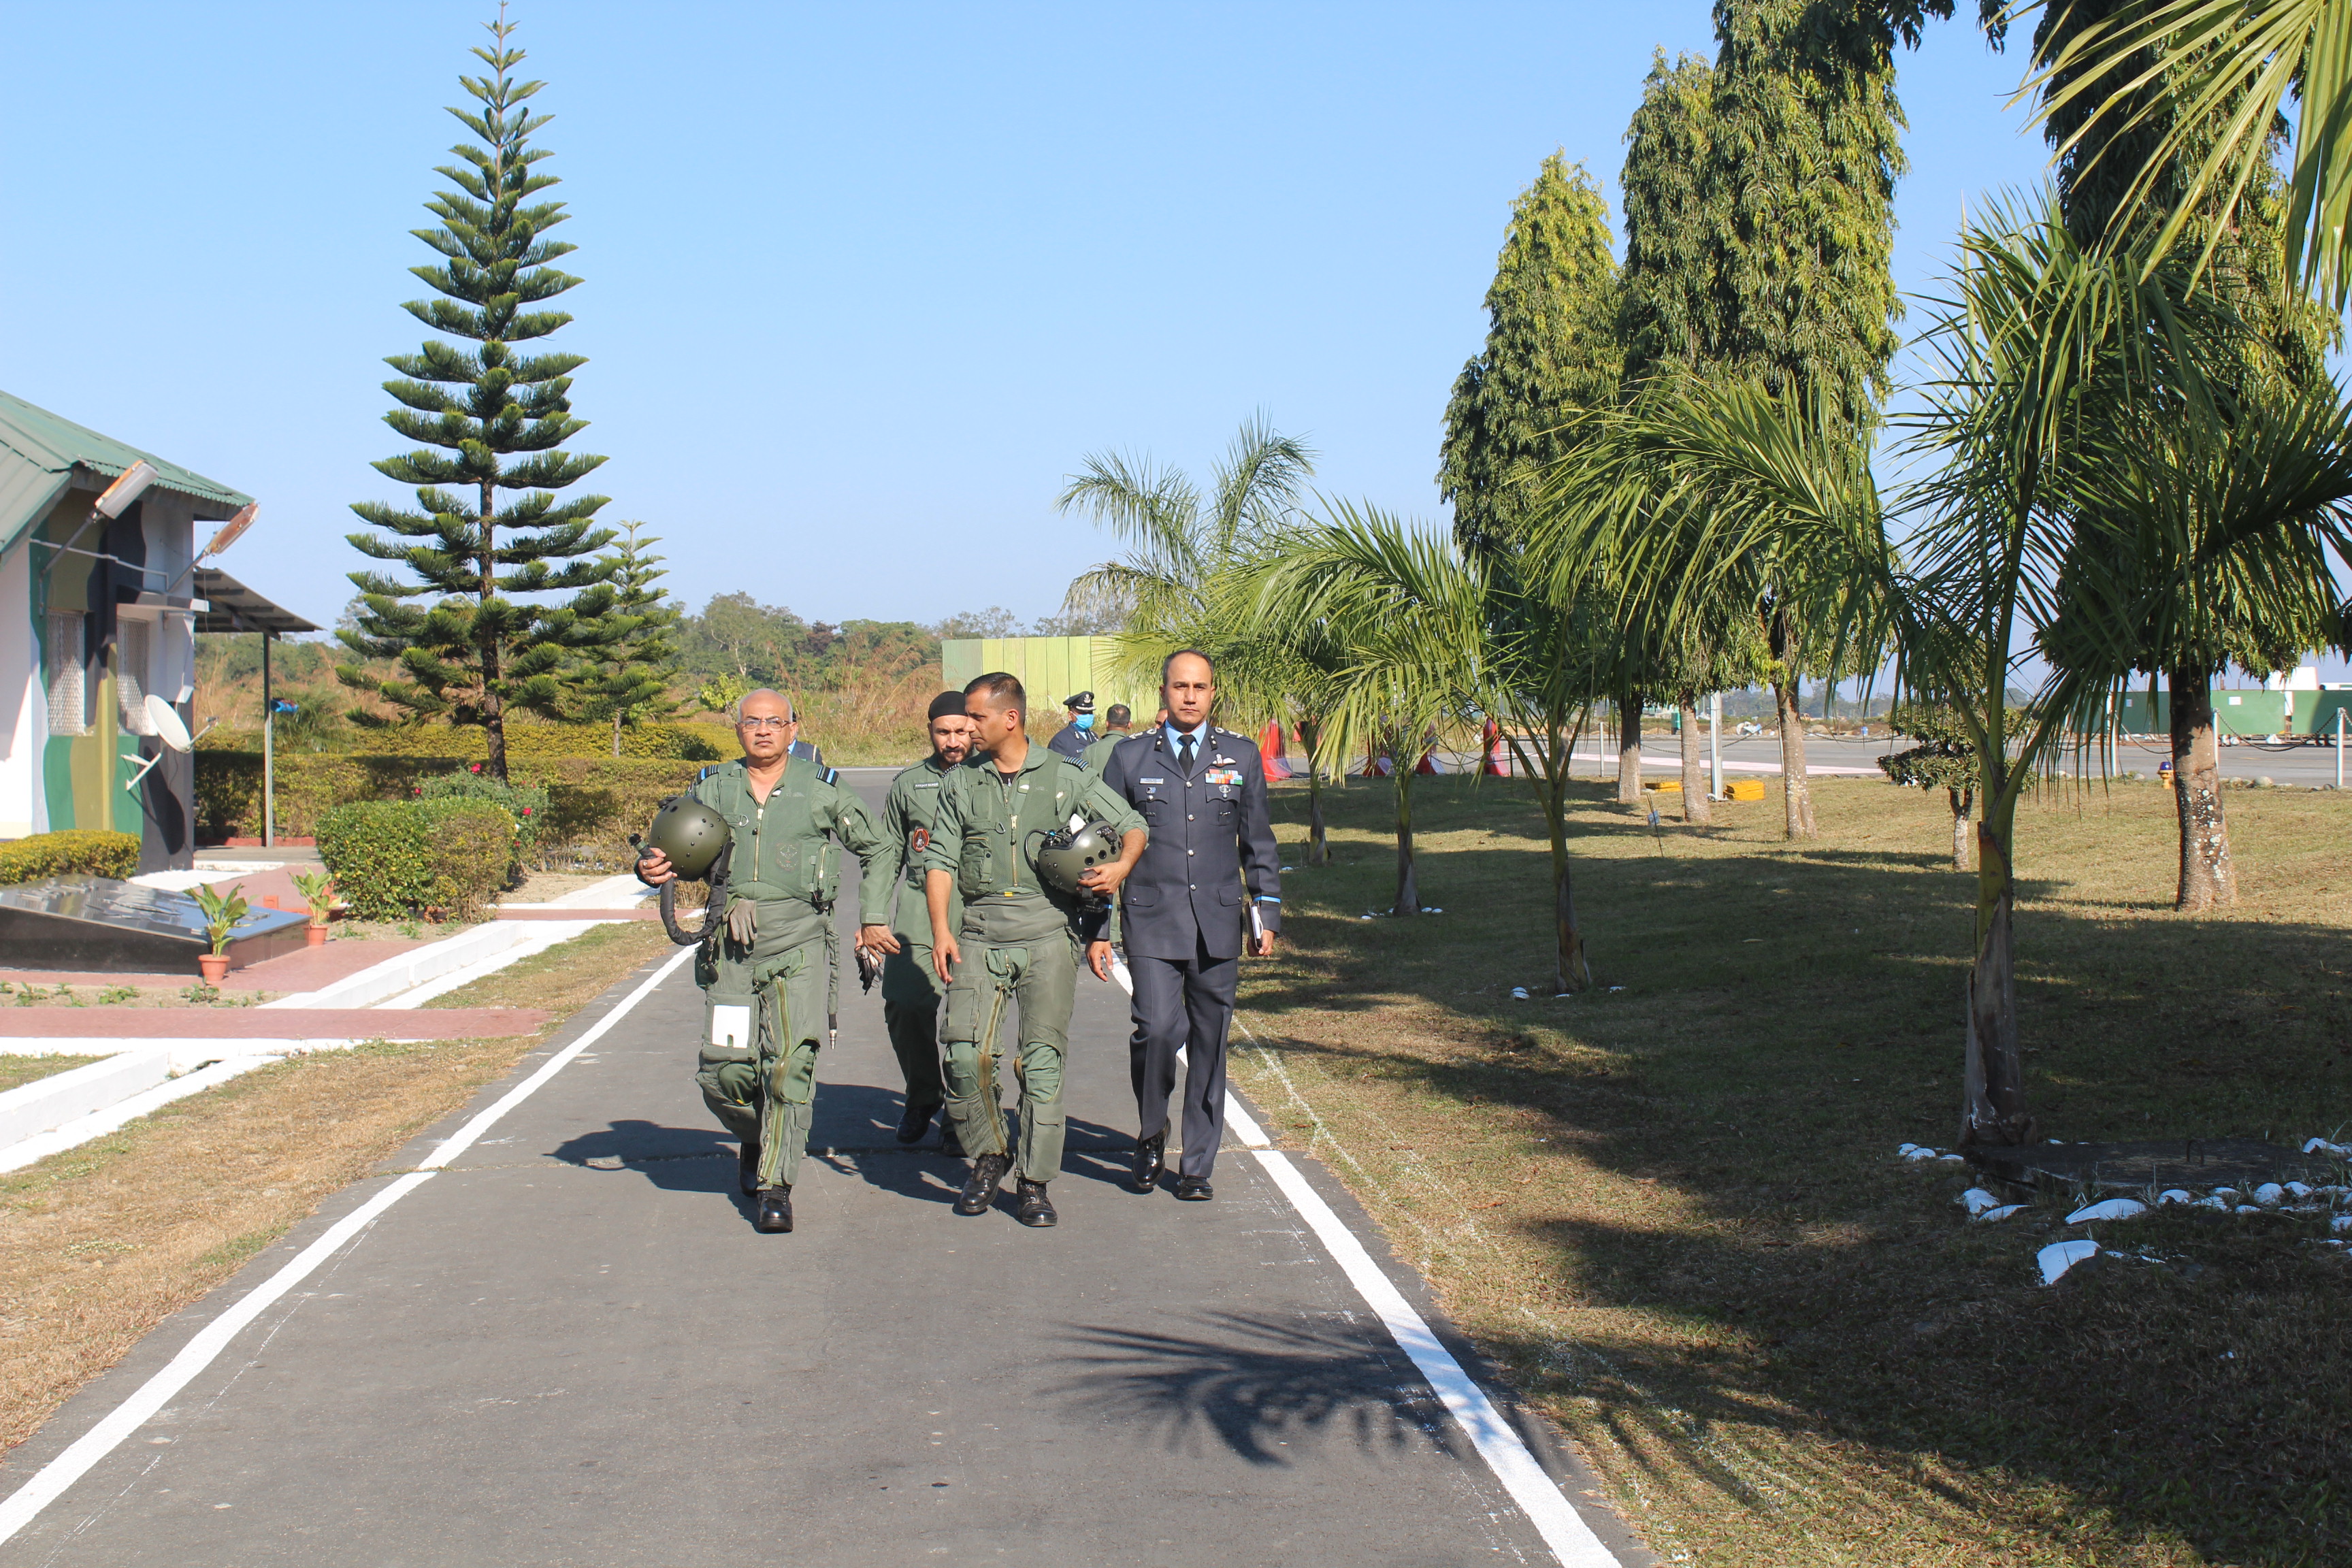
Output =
[
  {"x1": 0, "y1": 1006, "x2": 548, "y2": 1041},
  {"x1": 0, "y1": 777, "x2": 1642, "y2": 1567}
]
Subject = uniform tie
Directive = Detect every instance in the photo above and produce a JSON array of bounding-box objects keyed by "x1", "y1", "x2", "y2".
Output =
[{"x1": 1178, "y1": 733, "x2": 1196, "y2": 774}]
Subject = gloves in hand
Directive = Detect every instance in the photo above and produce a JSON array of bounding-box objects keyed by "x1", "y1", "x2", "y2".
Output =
[{"x1": 725, "y1": 896, "x2": 758, "y2": 948}]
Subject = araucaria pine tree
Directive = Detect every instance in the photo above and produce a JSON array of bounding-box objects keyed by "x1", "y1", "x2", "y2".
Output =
[
  {"x1": 338, "y1": 10, "x2": 619, "y2": 783},
  {"x1": 575, "y1": 521, "x2": 685, "y2": 756}
]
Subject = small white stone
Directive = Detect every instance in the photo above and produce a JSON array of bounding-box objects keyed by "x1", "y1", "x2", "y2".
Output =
[
  {"x1": 1958, "y1": 1188, "x2": 2000, "y2": 1215},
  {"x1": 1936, "y1": 1154, "x2": 1968, "y2": 1165},
  {"x1": 1897, "y1": 1143, "x2": 1923, "y2": 1157},
  {"x1": 2193, "y1": 1195, "x2": 2231, "y2": 1210},
  {"x1": 1977, "y1": 1204, "x2": 2025, "y2": 1223},
  {"x1": 2333, "y1": 1215, "x2": 2352, "y2": 1235},
  {"x1": 2156, "y1": 1189, "x2": 2193, "y2": 1205},
  {"x1": 2238, "y1": 1205, "x2": 2266, "y2": 1215},
  {"x1": 1510, "y1": 987, "x2": 1529, "y2": 1000},
  {"x1": 2253, "y1": 1183, "x2": 2285, "y2": 1207},
  {"x1": 2210, "y1": 1188, "x2": 2240, "y2": 1205},
  {"x1": 2067, "y1": 1198, "x2": 2147, "y2": 1224},
  {"x1": 2038, "y1": 1239, "x2": 2099, "y2": 1285},
  {"x1": 2285, "y1": 1181, "x2": 2315, "y2": 1199}
]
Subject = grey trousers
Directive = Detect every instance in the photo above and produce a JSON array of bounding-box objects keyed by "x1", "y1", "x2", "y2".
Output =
[{"x1": 1127, "y1": 938, "x2": 1238, "y2": 1180}]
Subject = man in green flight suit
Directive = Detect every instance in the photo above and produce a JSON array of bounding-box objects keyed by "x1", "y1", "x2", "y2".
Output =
[
  {"x1": 865, "y1": 690, "x2": 975, "y2": 1149},
  {"x1": 1079, "y1": 702, "x2": 1134, "y2": 773},
  {"x1": 636, "y1": 688, "x2": 894, "y2": 1235},
  {"x1": 925, "y1": 672, "x2": 1145, "y2": 1228}
]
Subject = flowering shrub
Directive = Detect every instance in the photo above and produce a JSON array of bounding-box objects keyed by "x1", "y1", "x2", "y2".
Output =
[{"x1": 416, "y1": 772, "x2": 549, "y2": 889}]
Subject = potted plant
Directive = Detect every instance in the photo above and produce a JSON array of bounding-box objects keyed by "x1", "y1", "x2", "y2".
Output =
[
  {"x1": 189, "y1": 882, "x2": 248, "y2": 983},
  {"x1": 289, "y1": 868, "x2": 336, "y2": 947}
]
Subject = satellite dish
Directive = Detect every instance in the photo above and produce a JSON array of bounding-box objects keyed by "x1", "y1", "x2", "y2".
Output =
[{"x1": 145, "y1": 694, "x2": 193, "y2": 752}]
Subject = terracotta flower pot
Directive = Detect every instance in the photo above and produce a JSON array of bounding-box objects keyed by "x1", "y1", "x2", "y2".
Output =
[
  {"x1": 198, "y1": 953, "x2": 231, "y2": 983},
  {"x1": 306, "y1": 925, "x2": 329, "y2": 947}
]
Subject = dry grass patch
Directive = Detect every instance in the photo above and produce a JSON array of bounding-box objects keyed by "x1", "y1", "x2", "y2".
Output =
[
  {"x1": 0, "y1": 918, "x2": 670, "y2": 1460},
  {"x1": 1237, "y1": 772, "x2": 2352, "y2": 1568},
  {"x1": 0, "y1": 1057, "x2": 106, "y2": 1094}
]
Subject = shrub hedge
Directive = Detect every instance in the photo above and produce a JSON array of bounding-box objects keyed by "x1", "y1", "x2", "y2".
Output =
[
  {"x1": 198, "y1": 752, "x2": 708, "y2": 866},
  {"x1": 199, "y1": 721, "x2": 730, "y2": 762},
  {"x1": 314, "y1": 798, "x2": 515, "y2": 920},
  {"x1": 0, "y1": 829, "x2": 144, "y2": 885}
]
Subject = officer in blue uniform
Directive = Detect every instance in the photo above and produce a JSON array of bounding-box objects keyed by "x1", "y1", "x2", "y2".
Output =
[{"x1": 1096, "y1": 649, "x2": 1281, "y2": 1200}]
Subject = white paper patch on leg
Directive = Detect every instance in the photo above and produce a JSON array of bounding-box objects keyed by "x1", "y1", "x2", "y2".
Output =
[{"x1": 710, "y1": 1004, "x2": 753, "y2": 1051}]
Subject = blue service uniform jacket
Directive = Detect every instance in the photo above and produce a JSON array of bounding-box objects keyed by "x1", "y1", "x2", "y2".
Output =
[{"x1": 1100, "y1": 725, "x2": 1282, "y2": 962}]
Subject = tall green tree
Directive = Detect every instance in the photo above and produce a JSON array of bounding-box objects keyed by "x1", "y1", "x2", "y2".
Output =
[
  {"x1": 338, "y1": 10, "x2": 616, "y2": 783},
  {"x1": 1610, "y1": 3, "x2": 1979, "y2": 837},
  {"x1": 1439, "y1": 154, "x2": 1622, "y2": 556},
  {"x1": 2030, "y1": 0, "x2": 2342, "y2": 910},
  {"x1": 573, "y1": 521, "x2": 684, "y2": 756}
]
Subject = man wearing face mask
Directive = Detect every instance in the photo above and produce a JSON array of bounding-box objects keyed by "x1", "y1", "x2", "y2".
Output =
[
  {"x1": 1046, "y1": 691, "x2": 1096, "y2": 760},
  {"x1": 866, "y1": 691, "x2": 977, "y2": 1149}
]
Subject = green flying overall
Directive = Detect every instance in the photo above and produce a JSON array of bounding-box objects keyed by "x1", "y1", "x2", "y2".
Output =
[
  {"x1": 636, "y1": 689, "x2": 892, "y2": 1235},
  {"x1": 924, "y1": 672, "x2": 1144, "y2": 1229}
]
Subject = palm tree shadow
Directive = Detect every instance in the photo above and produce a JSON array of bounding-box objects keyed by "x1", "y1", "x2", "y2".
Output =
[{"x1": 1044, "y1": 1311, "x2": 1460, "y2": 1467}]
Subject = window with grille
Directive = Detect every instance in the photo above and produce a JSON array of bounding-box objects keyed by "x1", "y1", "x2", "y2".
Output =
[
  {"x1": 118, "y1": 619, "x2": 153, "y2": 733},
  {"x1": 46, "y1": 612, "x2": 86, "y2": 736}
]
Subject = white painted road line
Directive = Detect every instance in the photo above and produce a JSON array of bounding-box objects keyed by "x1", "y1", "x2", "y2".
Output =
[
  {"x1": 1118, "y1": 950, "x2": 1618, "y2": 1563},
  {"x1": 0, "y1": 1171, "x2": 434, "y2": 1545},
  {"x1": 0, "y1": 945, "x2": 696, "y2": 1548},
  {"x1": 1252, "y1": 1151, "x2": 1621, "y2": 1567}
]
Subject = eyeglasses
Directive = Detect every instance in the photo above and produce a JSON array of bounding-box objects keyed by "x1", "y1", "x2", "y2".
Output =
[{"x1": 736, "y1": 716, "x2": 795, "y2": 732}]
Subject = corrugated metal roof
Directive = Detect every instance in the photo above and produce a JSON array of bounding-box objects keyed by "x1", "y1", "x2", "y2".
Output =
[
  {"x1": 192, "y1": 567, "x2": 320, "y2": 635},
  {"x1": 0, "y1": 387, "x2": 254, "y2": 557}
]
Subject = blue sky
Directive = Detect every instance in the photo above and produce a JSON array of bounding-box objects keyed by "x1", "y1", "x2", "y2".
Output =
[{"x1": 5, "y1": 2, "x2": 2058, "y2": 639}]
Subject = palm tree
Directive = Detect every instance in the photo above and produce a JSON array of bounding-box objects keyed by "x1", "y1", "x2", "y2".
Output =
[
  {"x1": 2027, "y1": 0, "x2": 2352, "y2": 310},
  {"x1": 1057, "y1": 414, "x2": 1314, "y2": 651},
  {"x1": 1246, "y1": 505, "x2": 1484, "y2": 918},
  {"x1": 1537, "y1": 378, "x2": 1871, "y2": 842},
  {"x1": 1058, "y1": 415, "x2": 1328, "y2": 838},
  {"x1": 2047, "y1": 368, "x2": 2352, "y2": 909},
  {"x1": 1474, "y1": 542, "x2": 1607, "y2": 989}
]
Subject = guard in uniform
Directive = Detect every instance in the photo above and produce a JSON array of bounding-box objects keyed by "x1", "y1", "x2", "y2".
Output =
[
  {"x1": 868, "y1": 691, "x2": 975, "y2": 1147},
  {"x1": 926, "y1": 672, "x2": 1144, "y2": 1227},
  {"x1": 1045, "y1": 690, "x2": 1096, "y2": 760},
  {"x1": 1079, "y1": 702, "x2": 1134, "y2": 772},
  {"x1": 1097, "y1": 650, "x2": 1281, "y2": 1200},
  {"x1": 637, "y1": 689, "x2": 893, "y2": 1234}
]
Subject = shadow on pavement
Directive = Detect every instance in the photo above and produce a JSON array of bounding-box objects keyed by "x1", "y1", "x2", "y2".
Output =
[{"x1": 1044, "y1": 1311, "x2": 1457, "y2": 1468}]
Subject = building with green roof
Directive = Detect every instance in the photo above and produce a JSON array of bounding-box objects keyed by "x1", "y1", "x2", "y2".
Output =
[{"x1": 0, "y1": 389, "x2": 255, "y2": 868}]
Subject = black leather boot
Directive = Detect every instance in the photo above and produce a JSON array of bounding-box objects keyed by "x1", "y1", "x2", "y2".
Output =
[
  {"x1": 1174, "y1": 1176, "x2": 1213, "y2": 1202},
  {"x1": 1015, "y1": 1179, "x2": 1058, "y2": 1228},
  {"x1": 896, "y1": 1099, "x2": 937, "y2": 1145},
  {"x1": 954, "y1": 1153, "x2": 1009, "y2": 1216},
  {"x1": 1130, "y1": 1130, "x2": 1166, "y2": 1193},
  {"x1": 755, "y1": 1186, "x2": 794, "y2": 1232}
]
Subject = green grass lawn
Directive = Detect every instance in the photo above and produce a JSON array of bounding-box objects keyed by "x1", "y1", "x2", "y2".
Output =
[{"x1": 1235, "y1": 768, "x2": 2351, "y2": 1567}]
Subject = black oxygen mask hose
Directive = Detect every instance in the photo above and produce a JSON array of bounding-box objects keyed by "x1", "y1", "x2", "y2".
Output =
[{"x1": 632, "y1": 835, "x2": 728, "y2": 948}]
